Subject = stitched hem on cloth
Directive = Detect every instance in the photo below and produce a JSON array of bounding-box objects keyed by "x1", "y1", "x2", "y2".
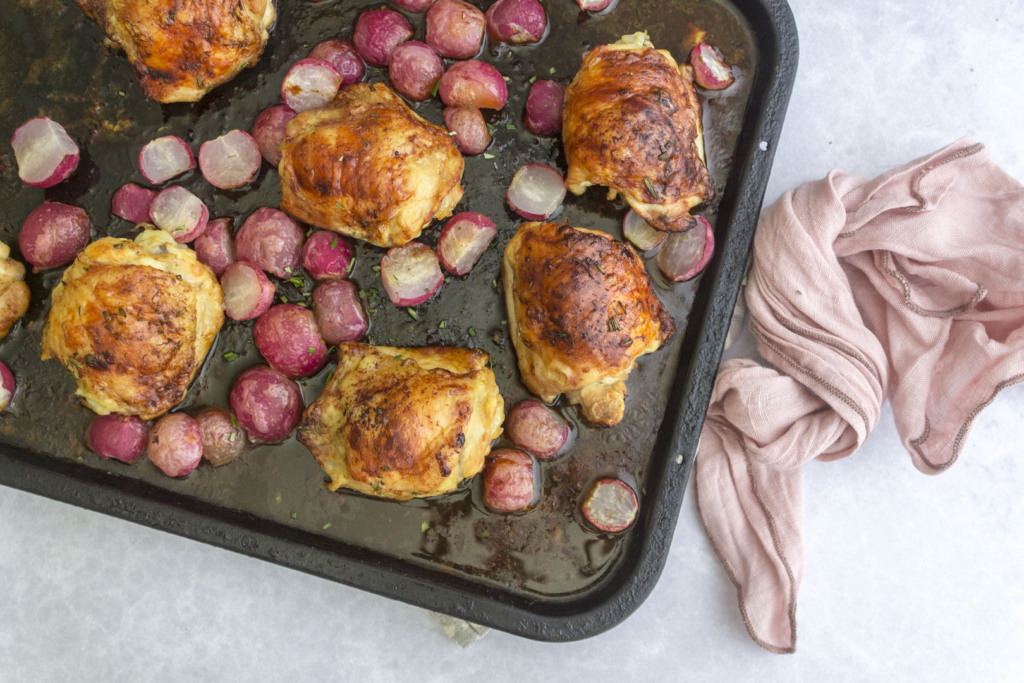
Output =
[{"x1": 696, "y1": 417, "x2": 799, "y2": 655}]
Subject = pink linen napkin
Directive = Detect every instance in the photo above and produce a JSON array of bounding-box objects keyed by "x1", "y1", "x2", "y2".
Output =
[{"x1": 694, "y1": 138, "x2": 1024, "y2": 654}]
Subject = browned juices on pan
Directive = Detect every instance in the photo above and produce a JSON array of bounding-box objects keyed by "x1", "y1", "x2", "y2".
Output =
[
  {"x1": 502, "y1": 221, "x2": 675, "y2": 427},
  {"x1": 563, "y1": 33, "x2": 714, "y2": 232},
  {"x1": 279, "y1": 83, "x2": 465, "y2": 248},
  {"x1": 74, "y1": 0, "x2": 276, "y2": 103}
]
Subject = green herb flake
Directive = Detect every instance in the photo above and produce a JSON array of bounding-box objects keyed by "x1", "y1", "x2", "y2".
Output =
[
  {"x1": 229, "y1": 432, "x2": 236, "y2": 442},
  {"x1": 608, "y1": 317, "x2": 621, "y2": 332},
  {"x1": 197, "y1": 75, "x2": 204, "y2": 88},
  {"x1": 439, "y1": 321, "x2": 446, "y2": 329},
  {"x1": 363, "y1": 140, "x2": 370, "y2": 147},
  {"x1": 118, "y1": 307, "x2": 126, "y2": 317},
  {"x1": 291, "y1": 511, "x2": 297, "y2": 519},
  {"x1": 307, "y1": 347, "x2": 315, "y2": 354},
  {"x1": 118, "y1": 90, "x2": 126, "y2": 97},
  {"x1": 549, "y1": 67, "x2": 556, "y2": 74},
  {"x1": 505, "y1": 123, "x2": 516, "y2": 131},
  {"x1": 336, "y1": 202, "x2": 345, "y2": 211},
  {"x1": 491, "y1": 279, "x2": 497, "y2": 289},
  {"x1": 223, "y1": 351, "x2": 239, "y2": 361},
  {"x1": 323, "y1": 522, "x2": 332, "y2": 530},
  {"x1": 502, "y1": 76, "x2": 511, "y2": 82},
  {"x1": 421, "y1": 522, "x2": 429, "y2": 532},
  {"x1": 468, "y1": 327, "x2": 476, "y2": 337},
  {"x1": 157, "y1": 126, "x2": 166, "y2": 132},
  {"x1": 529, "y1": 75, "x2": 537, "y2": 83},
  {"x1": 288, "y1": 277, "x2": 304, "y2": 287},
  {"x1": 331, "y1": 235, "x2": 339, "y2": 249},
  {"x1": 796, "y1": 289, "x2": 803, "y2": 295},
  {"x1": 483, "y1": 153, "x2": 495, "y2": 160},
  {"x1": 486, "y1": 122, "x2": 496, "y2": 133},
  {"x1": 284, "y1": 267, "x2": 292, "y2": 274},
  {"x1": 431, "y1": 79, "x2": 440, "y2": 97},
  {"x1": 280, "y1": 296, "x2": 288, "y2": 304},
  {"x1": 395, "y1": 354, "x2": 403, "y2": 360},
  {"x1": 741, "y1": 275, "x2": 748, "y2": 286},
  {"x1": 643, "y1": 176, "x2": 659, "y2": 198},
  {"x1": 372, "y1": 265, "x2": 381, "y2": 274},
  {"x1": 231, "y1": 413, "x2": 238, "y2": 429},
  {"x1": 448, "y1": 130, "x2": 459, "y2": 136},
  {"x1": 407, "y1": 307, "x2": 418, "y2": 320}
]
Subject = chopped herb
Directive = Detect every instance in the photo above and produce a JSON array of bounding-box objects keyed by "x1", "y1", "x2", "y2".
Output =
[
  {"x1": 372, "y1": 265, "x2": 381, "y2": 274},
  {"x1": 102, "y1": 311, "x2": 109, "y2": 322},
  {"x1": 285, "y1": 267, "x2": 292, "y2": 274},
  {"x1": 421, "y1": 522, "x2": 429, "y2": 532},
  {"x1": 118, "y1": 307, "x2": 126, "y2": 317},
  {"x1": 323, "y1": 522, "x2": 332, "y2": 530},
  {"x1": 486, "y1": 123, "x2": 496, "y2": 133},
  {"x1": 336, "y1": 202, "x2": 345, "y2": 210},
  {"x1": 741, "y1": 275, "x2": 748, "y2": 286},
  {"x1": 502, "y1": 76, "x2": 511, "y2": 82},
  {"x1": 597, "y1": 263, "x2": 606, "y2": 274},
  {"x1": 157, "y1": 126, "x2": 166, "y2": 132},
  {"x1": 173, "y1": 225, "x2": 185, "y2": 232},
  {"x1": 431, "y1": 79, "x2": 440, "y2": 97},
  {"x1": 393, "y1": 274, "x2": 401, "y2": 285},
  {"x1": 468, "y1": 327, "x2": 476, "y2": 337},
  {"x1": 407, "y1": 307, "x2": 418, "y2": 320},
  {"x1": 620, "y1": 337, "x2": 634, "y2": 347},
  {"x1": 608, "y1": 318, "x2": 621, "y2": 331},
  {"x1": 505, "y1": 123, "x2": 516, "y2": 130},
  {"x1": 118, "y1": 90, "x2": 126, "y2": 97},
  {"x1": 229, "y1": 432, "x2": 236, "y2": 442},
  {"x1": 529, "y1": 75, "x2": 537, "y2": 83},
  {"x1": 307, "y1": 347, "x2": 315, "y2": 354},
  {"x1": 223, "y1": 352, "x2": 240, "y2": 361},
  {"x1": 381, "y1": 465, "x2": 390, "y2": 471},
  {"x1": 331, "y1": 235, "x2": 338, "y2": 249},
  {"x1": 501, "y1": 320, "x2": 507, "y2": 325},
  {"x1": 491, "y1": 279, "x2": 497, "y2": 289},
  {"x1": 483, "y1": 153, "x2": 495, "y2": 159},
  {"x1": 176, "y1": 308, "x2": 185, "y2": 317},
  {"x1": 338, "y1": 155, "x2": 344, "y2": 163},
  {"x1": 494, "y1": 162, "x2": 498, "y2": 170},
  {"x1": 362, "y1": 140, "x2": 370, "y2": 147},
  {"x1": 448, "y1": 130, "x2": 459, "y2": 136},
  {"x1": 197, "y1": 75, "x2": 203, "y2": 87},
  {"x1": 643, "y1": 176, "x2": 659, "y2": 198},
  {"x1": 549, "y1": 67, "x2": 556, "y2": 74},
  {"x1": 395, "y1": 354, "x2": 403, "y2": 360},
  {"x1": 280, "y1": 296, "x2": 287, "y2": 303},
  {"x1": 359, "y1": 289, "x2": 367, "y2": 298},
  {"x1": 439, "y1": 321, "x2": 446, "y2": 329},
  {"x1": 231, "y1": 413, "x2": 238, "y2": 429},
  {"x1": 288, "y1": 277, "x2": 304, "y2": 287},
  {"x1": 291, "y1": 511, "x2": 297, "y2": 519},
  {"x1": 797, "y1": 290, "x2": 803, "y2": 295}
]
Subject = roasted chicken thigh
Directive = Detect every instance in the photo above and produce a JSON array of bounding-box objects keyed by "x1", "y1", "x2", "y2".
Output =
[
  {"x1": 0, "y1": 241, "x2": 30, "y2": 340},
  {"x1": 42, "y1": 230, "x2": 224, "y2": 419},
  {"x1": 279, "y1": 83, "x2": 464, "y2": 248},
  {"x1": 74, "y1": 0, "x2": 276, "y2": 103},
  {"x1": 502, "y1": 222, "x2": 675, "y2": 427},
  {"x1": 298, "y1": 343, "x2": 504, "y2": 500},
  {"x1": 563, "y1": 33, "x2": 714, "y2": 232}
]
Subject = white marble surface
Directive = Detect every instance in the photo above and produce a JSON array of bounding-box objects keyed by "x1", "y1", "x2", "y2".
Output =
[{"x1": 2, "y1": 0, "x2": 1023, "y2": 680}]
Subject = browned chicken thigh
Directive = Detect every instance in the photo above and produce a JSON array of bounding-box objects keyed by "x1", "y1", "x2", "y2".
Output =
[
  {"x1": 279, "y1": 83, "x2": 465, "y2": 248},
  {"x1": 502, "y1": 222, "x2": 675, "y2": 427},
  {"x1": 74, "y1": 0, "x2": 276, "y2": 103},
  {"x1": 0, "y1": 241, "x2": 30, "y2": 340},
  {"x1": 298, "y1": 343, "x2": 504, "y2": 500},
  {"x1": 563, "y1": 33, "x2": 714, "y2": 232}
]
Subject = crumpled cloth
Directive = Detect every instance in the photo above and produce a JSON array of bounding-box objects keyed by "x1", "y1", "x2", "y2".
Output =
[{"x1": 695, "y1": 138, "x2": 1024, "y2": 654}]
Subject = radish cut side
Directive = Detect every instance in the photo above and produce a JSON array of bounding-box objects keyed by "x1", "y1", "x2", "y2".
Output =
[
  {"x1": 221, "y1": 262, "x2": 274, "y2": 321},
  {"x1": 691, "y1": 42, "x2": 736, "y2": 90},
  {"x1": 11, "y1": 117, "x2": 79, "y2": 188},
  {"x1": 380, "y1": 242, "x2": 444, "y2": 306},
  {"x1": 138, "y1": 136, "x2": 195, "y2": 184},
  {"x1": 111, "y1": 183, "x2": 157, "y2": 224},
  {"x1": 582, "y1": 478, "x2": 638, "y2": 532},
  {"x1": 199, "y1": 130, "x2": 262, "y2": 189},
  {"x1": 149, "y1": 186, "x2": 209, "y2": 242},
  {"x1": 437, "y1": 212, "x2": 496, "y2": 276},
  {"x1": 506, "y1": 164, "x2": 566, "y2": 220},
  {"x1": 657, "y1": 216, "x2": 715, "y2": 282},
  {"x1": 281, "y1": 58, "x2": 343, "y2": 113},
  {"x1": 622, "y1": 209, "x2": 667, "y2": 254}
]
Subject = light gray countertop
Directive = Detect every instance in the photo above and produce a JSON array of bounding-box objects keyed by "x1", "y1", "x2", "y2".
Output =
[{"x1": 2, "y1": 0, "x2": 1022, "y2": 680}]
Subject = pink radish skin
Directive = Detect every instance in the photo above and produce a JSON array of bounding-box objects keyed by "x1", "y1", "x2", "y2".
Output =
[
  {"x1": 0, "y1": 362, "x2": 15, "y2": 411},
  {"x1": 149, "y1": 186, "x2": 209, "y2": 242},
  {"x1": 380, "y1": 242, "x2": 444, "y2": 306},
  {"x1": 194, "y1": 218, "x2": 236, "y2": 276},
  {"x1": 87, "y1": 414, "x2": 149, "y2": 464},
  {"x1": 19, "y1": 202, "x2": 91, "y2": 271},
  {"x1": 313, "y1": 280, "x2": 369, "y2": 344},
  {"x1": 505, "y1": 399, "x2": 569, "y2": 459},
  {"x1": 195, "y1": 407, "x2": 245, "y2": 468},
  {"x1": 394, "y1": 0, "x2": 435, "y2": 12},
  {"x1": 483, "y1": 449, "x2": 536, "y2": 512},
  {"x1": 437, "y1": 212, "x2": 496, "y2": 275},
  {"x1": 148, "y1": 413, "x2": 203, "y2": 477},
  {"x1": 622, "y1": 209, "x2": 666, "y2": 254},
  {"x1": 506, "y1": 164, "x2": 566, "y2": 220},
  {"x1": 251, "y1": 105, "x2": 297, "y2": 167},
  {"x1": 138, "y1": 136, "x2": 195, "y2": 184},
  {"x1": 111, "y1": 183, "x2": 157, "y2": 224},
  {"x1": 523, "y1": 79, "x2": 565, "y2": 137},
  {"x1": 281, "y1": 58, "x2": 343, "y2": 113},
  {"x1": 582, "y1": 478, "x2": 638, "y2": 532},
  {"x1": 438, "y1": 60, "x2": 508, "y2": 110},
  {"x1": 234, "y1": 207, "x2": 305, "y2": 279},
  {"x1": 230, "y1": 365, "x2": 304, "y2": 443},
  {"x1": 302, "y1": 231, "x2": 355, "y2": 281},
  {"x1": 426, "y1": 0, "x2": 486, "y2": 59},
  {"x1": 11, "y1": 117, "x2": 79, "y2": 188},
  {"x1": 576, "y1": 0, "x2": 614, "y2": 10},
  {"x1": 253, "y1": 304, "x2": 328, "y2": 379},
  {"x1": 221, "y1": 261, "x2": 275, "y2": 321},
  {"x1": 389, "y1": 41, "x2": 445, "y2": 102},
  {"x1": 443, "y1": 107, "x2": 491, "y2": 155},
  {"x1": 485, "y1": 0, "x2": 547, "y2": 45},
  {"x1": 657, "y1": 216, "x2": 715, "y2": 282},
  {"x1": 353, "y1": 9, "x2": 414, "y2": 67},
  {"x1": 308, "y1": 40, "x2": 366, "y2": 87},
  {"x1": 690, "y1": 42, "x2": 735, "y2": 90},
  {"x1": 199, "y1": 130, "x2": 262, "y2": 189}
]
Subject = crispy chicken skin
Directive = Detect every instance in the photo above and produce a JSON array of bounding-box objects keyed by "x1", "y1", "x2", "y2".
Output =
[
  {"x1": 563, "y1": 33, "x2": 713, "y2": 232},
  {"x1": 502, "y1": 222, "x2": 674, "y2": 427},
  {"x1": 279, "y1": 83, "x2": 465, "y2": 248},
  {"x1": 298, "y1": 343, "x2": 504, "y2": 500},
  {"x1": 0, "y1": 241, "x2": 29, "y2": 340},
  {"x1": 74, "y1": 0, "x2": 275, "y2": 103},
  {"x1": 41, "y1": 230, "x2": 224, "y2": 420}
]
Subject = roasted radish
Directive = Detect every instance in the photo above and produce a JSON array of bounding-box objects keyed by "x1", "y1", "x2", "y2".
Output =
[
  {"x1": 657, "y1": 216, "x2": 714, "y2": 282},
  {"x1": 394, "y1": 0, "x2": 435, "y2": 12},
  {"x1": 308, "y1": 40, "x2": 366, "y2": 87},
  {"x1": 19, "y1": 202, "x2": 91, "y2": 271},
  {"x1": 485, "y1": 0, "x2": 547, "y2": 45},
  {"x1": 576, "y1": 0, "x2": 614, "y2": 10},
  {"x1": 194, "y1": 218, "x2": 236, "y2": 276},
  {"x1": 87, "y1": 414, "x2": 149, "y2": 464},
  {"x1": 148, "y1": 413, "x2": 203, "y2": 477},
  {"x1": 353, "y1": 8, "x2": 414, "y2": 67},
  {"x1": 111, "y1": 183, "x2": 157, "y2": 224},
  {"x1": 523, "y1": 79, "x2": 564, "y2": 137},
  {"x1": 281, "y1": 58, "x2": 343, "y2": 113},
  {"x1": 389, "y1": 41, "x2": 445, "y2": 102},
  {"x1": 254, "y1": 304, "x2": 328, "y2": 379},
  {"x1": 505, "y1": 399, "x2": 569, "y2": 458},
  {"x1": 483, "y1": 449, "x2": 536, "y2": 512},
  {"x1": 438, "y1": 60, "x2": 508, "y2": 110},
  {"x1": 230, "y1": 365, "x2": 304, "y2": 443},
  {"x1": 506, "y1": 164, "x2": 565, "y2": 220},
  {"x1": 251, "y1": 105, "x2": 297, "y2": 167},
  {"x1": 302, "y1": 230, "x2": 354, "y2": 281},
  {"x1": 437, "y1": 212, "x2": 496, "y2": 275},
  {"x1": 11, "y1": 117, "x2": 79, "y2": 188},
  {"x1": 443, "y1": 106, "x2": 492, "y2": 155},
  {"x1": 426, "y1": 0, "x2": 486, "y2": 59},
  {"x1": 0, "y1": 362, "x2": 15, "y2": 412},
  {"x1": 380, "y1": 242, "x2": 444, "y2": 306},
  {"x1": 195, "y1": 407, "x2": 245, "y2": 468},
  {"x1": 199, "y1": 130, "x2": 261, "y2": 189},
  {"x1": 582, "y1": 478, "x2": 638, "y2": 532},
  {"x1": 690, "y1": 42, "x2": 735, "y2": 90},
  {"x1": 623, "y1": 209, "x2": 667, "y2": 254},
  {"x1": 149, "y1": 186, "x2": 209, "y2": 242},
  {"x1": 138, "y1": 135, "x2": 195, "y2": 184},
  {"x1": 221, "y1": 261, "x2": 275, "y2": 321},
  {"x1": 234, "y1": 207, "x2": 304, "y2": 279},
  {"x1": 313, "y1": 280, "x2": 369, "y2": 344}
]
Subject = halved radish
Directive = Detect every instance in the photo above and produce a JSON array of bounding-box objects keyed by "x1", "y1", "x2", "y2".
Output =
[
  {"x1": 576, "y1": 0, "x2": 614, "y2": 10},
  {"x1": 690, "y1": 42, "x2": 735, "y2": 90},
  {"x1": 622, "y1": 208, "x2": 667, "y2": 254},
  {"x1": 657, "y1": 216, "x2": 715, "y2": 282},
  {"x1": 281, "y1": 58, "x2": 343, "y2": 113},
  {"x1": 313, "y1": 280, "x2": 368, "y2": 344},
  {"x1": 221, "y1": 261, "x2": 275, "y2": 321},
  {"x1": 0, "y1": 362, "x2": 15, "y2": 411},
  {"x1": 199, "y1": 130, "x2": 262, "y2": 189},
  {"x1": 308, "y1": 40, "x2": 366, "y2": 87},
  {"x1": 380, "y1": 242, "x2": 443, "y2": 306},
  {"x1": 506, "y1": 164, "x2": 566, "y2": 220},
  {"x1": 149, "y1": 186, "x2": 209, "y2": 242},
  {"x1": 582, "y1": 478, "x2": 638, "y2": 532},
  {"x1": 437, "y1": 212, "x2": 496, "y2": 276},
  {"x1": 251, "y1": 105, "x2": 297, "y2": 166},
  {"x1": 11, "y1": 117, "x2": 79, "y2": 188},
  {"x1": 111, "y1": 183, "x2": 157, "y2": 224},
  {"x1": 194, "y1": 218, "x2": 236, "y2": 275},
  {"x1": 138, "y1": 136, "x2": 195, "y2": 184}
]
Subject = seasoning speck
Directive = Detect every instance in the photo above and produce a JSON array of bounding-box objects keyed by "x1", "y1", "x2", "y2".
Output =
[
  {"x1": 421, "y1": 522, "x2": 429, "y2": 532},
  {"x1": 291, "y1": 511, "x2": 297, "y2": 519},
  {"x1": 323, "y1": 522, "x2": 332, "y2": 530},
  {"x1": 483, "y1": 153, "x2": 495, "y2": 160},
  {"x1": 223, "y1": 352, "x2": 239, "y2": 361}
]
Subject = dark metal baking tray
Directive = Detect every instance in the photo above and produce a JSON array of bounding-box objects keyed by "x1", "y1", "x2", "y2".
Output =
[{"x1": 0, "y1": 0, "x2": 796, "y2": 640}]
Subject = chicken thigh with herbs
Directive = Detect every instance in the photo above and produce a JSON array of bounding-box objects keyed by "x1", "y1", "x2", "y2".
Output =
[
  {"x1": 0, "y1": 241, "x2": 30, "y2": 340},
  {"x1": 298, "y1": 343, "x2": 504, "y2": 500},
  {"x1": 563, "y1": 33, "x2": 714, "y2": 232},
  {"x1": 41, "y1": 230, "x2": 224, "y2": 420},
  {"x1": 502, "y1": 222, "x2": 675, "y2": 427},
  {"x1": 74, "y1": 0, "x2": 276, "y2": 103},
  {"x1": 279, "y1": 83, "x2": 465, "y2": 248}
]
